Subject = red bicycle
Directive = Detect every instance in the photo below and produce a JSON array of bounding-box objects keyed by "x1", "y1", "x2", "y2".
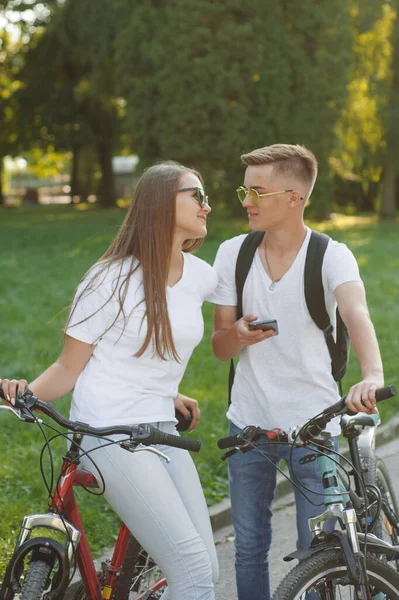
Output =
[{"x1": 0, "y1": 385, "x2": 201, "y2": 600}]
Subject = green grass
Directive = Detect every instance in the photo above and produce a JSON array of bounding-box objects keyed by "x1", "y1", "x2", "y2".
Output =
[{"x1": 0, "y1": 205, "x2": 398, "y2": 579}]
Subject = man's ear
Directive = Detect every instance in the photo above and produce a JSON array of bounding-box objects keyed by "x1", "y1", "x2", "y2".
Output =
[{"x1": 289, "y1": 190, "x2": 303, "y2": 206}]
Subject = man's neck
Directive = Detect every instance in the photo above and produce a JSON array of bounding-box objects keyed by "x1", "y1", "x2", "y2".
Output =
[{"x1": 264, "y1": 222, "x2": 307, "y2": 255}]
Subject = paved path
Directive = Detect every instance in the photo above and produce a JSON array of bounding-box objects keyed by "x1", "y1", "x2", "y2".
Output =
[{"x1": 214, "y1": 438, "x2": 399, "y2": 599}]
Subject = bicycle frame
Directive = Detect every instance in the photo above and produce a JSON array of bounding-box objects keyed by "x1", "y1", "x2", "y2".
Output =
[
  {"x1": 9, "y1": 432, "x2": 167, "y2": 600},
  {"x1": 306, "y1": 439, "x2": 386, "y2": 600}
]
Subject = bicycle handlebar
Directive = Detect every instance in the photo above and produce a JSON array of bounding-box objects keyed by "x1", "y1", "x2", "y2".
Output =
[
  {"x1": 217, "y1": 385, "x2": 397, "y2": 449},
  {"x1": 0, "y1": 385, "x2": 201, "y2": 453}
]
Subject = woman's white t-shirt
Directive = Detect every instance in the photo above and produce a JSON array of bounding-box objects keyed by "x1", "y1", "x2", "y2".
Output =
[
  {"x1": 66, "y1": 253, "x2": 217, "y2": 427},
  {"x1": 208, "y1": 227, "x2": 362, "y2": 436}
]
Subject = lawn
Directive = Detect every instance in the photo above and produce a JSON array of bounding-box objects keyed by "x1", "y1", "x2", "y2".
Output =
[{"x1": 0, "y1": 205, "x2": 398, "y2": 577}]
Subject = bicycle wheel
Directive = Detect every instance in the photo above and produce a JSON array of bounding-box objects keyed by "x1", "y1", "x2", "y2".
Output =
[
  {"x1": 375, "y1": 460, "x2": 399, "y2": 543},
  {"x1": 364, "y1": 457, "x2": 399, "y2": 548},
  {"x1": 71, "y1": 534, "x2": 167, "y2": 600},
  {"x1": 271, "y1": 549, "x2": 399, "y2": 599},
  {"x1": 19, "y1": 559, "x2": 52, "y2": 600},
  {"x1": 114, "y1": 535, "x2": 167, "y2": 600}
]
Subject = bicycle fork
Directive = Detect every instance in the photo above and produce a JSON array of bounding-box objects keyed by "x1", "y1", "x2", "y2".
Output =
[{"x1": 308, "y1": 445, "x2": 382, "y2": 600}]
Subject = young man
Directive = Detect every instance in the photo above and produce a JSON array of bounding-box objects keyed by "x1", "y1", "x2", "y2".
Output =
[{"x1": 209, "y1": 144, "x2": 383, "y2": 600}]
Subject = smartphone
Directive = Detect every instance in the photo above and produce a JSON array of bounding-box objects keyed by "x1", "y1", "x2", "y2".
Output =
[{"x1": 248, "y1": 319, "x2": 279, "y2": 334}]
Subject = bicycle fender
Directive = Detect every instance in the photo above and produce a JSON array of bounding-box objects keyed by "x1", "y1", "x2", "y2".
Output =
[
  {"x1": 283, "y1": 532, "x2": 359, "y2": 583},
  {"x1": 1, "y1": 537, "x2": 70, "y2": 600},
  {"x1": 283, "y1": 541, "x2": 339, "y2": 562}
]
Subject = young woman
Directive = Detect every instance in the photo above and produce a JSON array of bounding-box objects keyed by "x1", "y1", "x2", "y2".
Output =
[{"x1": 1, "y1": 161, "x2": 219, "y2": 599}]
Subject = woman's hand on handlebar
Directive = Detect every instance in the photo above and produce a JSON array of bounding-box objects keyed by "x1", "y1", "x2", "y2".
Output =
[
  {"x1": 0, "y1": 378, "x2": 28, "y2": 407},
  {"x1": 174, "y1": 392, "x2": 200, "y2": 432},
  {"x1": 345, "y1": 378, "x2": 383, "y2": 414}
]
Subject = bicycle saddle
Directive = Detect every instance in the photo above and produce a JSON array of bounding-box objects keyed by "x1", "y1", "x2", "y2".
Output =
[{"x1": 340, "y1": 412, "x2": 380, "y2": 432}]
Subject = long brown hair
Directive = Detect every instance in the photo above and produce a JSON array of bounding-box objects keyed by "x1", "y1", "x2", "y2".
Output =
[{"x1": 67, "y1": 161, "x2": 204, "y2": 361}]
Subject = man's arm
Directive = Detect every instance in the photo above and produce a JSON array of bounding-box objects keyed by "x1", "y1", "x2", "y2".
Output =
[
  {"x1": 335, "y1": 281, "x2": 384, "y2": 413},
  {"x1": 212, "y1": 305, "x2": 276, "y2": 361}
]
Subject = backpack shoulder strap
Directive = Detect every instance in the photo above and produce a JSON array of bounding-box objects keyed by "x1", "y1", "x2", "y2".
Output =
[
  {"x1": 304, "y1": 230, "x2": 331, "y2": 333},
  {"x1": 229, "y1": 231, "x2": 265, "y2": 405},
  {"x1": 305, "y1": 230, "x2": 345, "y2": 391},
  {"x1": 235, "y1": 231, "x2": 265, "y2": 320}
]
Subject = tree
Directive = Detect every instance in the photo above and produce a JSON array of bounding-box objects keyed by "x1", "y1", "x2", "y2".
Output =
[
  {"x1": 3, "y1": 0, "x2": 126, "y2": 207},
  {"x1": 380, "y1": 2, "x2": 399, "y2": 219},
  {"x1": 0, "y1": 30, "x2": 22, "y2": 205},
  {"x1": 332, "y1": 2, "x2": 395, "y2": 213},
  {"x1": 117, "y1": 0, "x2": 353, "y2": 217},
  {"x1": 51, "y1": 0, "x2": 126, "y2": 207}
]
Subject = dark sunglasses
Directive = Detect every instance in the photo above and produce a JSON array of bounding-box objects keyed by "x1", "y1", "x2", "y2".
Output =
[{"x1": 178, "y1": 187, "x2": 209, "y2": 208}]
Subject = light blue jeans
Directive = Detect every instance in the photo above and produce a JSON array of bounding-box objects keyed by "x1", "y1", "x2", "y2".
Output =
[
  {"x1": 80, "y1": 422, "x2": 218, "y2": 600},
  {"x1": 228, "y1": 420, "x2": 338, "y2": 600}
]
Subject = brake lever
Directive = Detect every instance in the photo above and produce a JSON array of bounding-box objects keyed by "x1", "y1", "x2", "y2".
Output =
[
  {"x1": 119, "y1": 440, "x2": 170, "y2": 462},
  {"x1": 221, "y1": 447, "x2": 239, "y2": 461},
  {"x1": 0, "y1": 404, "x2": 37, "y2": 423}
]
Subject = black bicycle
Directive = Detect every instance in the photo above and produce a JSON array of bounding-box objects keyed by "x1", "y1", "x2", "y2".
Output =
[{"x1": 218, "y1": 385, "x2": 399, "y2": 599}]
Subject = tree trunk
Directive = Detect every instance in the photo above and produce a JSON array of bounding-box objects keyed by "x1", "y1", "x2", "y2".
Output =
[
  {"x1": 359, "y1": 181, "x2": 377, "y2": 213},
  {"x1": 380, "y1": 153, "x2": 398, "y2": 219},
  {"x1": 70, "y1": 144, "x2": 81, "y2": 201},
  {"x1": 0, "y1": 157, "x2": 4, "y2": 206},
  {"x1": 98, "y1": 141, "x2": 116, "y2": 208}
]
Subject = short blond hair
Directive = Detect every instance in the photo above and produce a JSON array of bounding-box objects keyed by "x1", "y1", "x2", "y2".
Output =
[{"x1": 241, "y1": 144, "x2": 318, "y2": 197}]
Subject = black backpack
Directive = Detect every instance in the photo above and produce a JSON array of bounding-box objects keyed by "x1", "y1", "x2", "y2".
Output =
[{"x1": 228, "y1": 229, "x2": 350, "y2": 402}]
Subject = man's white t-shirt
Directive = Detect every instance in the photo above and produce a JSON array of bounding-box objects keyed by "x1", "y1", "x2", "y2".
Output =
[
  {"x1": 66, "y1": 252, "x2": 217, "y2": 427},
  {"x1": 208, "y1": 227, "x2": 362, "y2": 436}
]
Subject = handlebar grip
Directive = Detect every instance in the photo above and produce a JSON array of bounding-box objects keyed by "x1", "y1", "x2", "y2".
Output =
[
  {"x1": 325, "y1": 384, "x2": 397, "y2": 418},
  {"x1": 148, "y1": 430, "x2": 201, "y2": 452},
  {"x1": 375, "y1": 385, "x2": 397, "y2": 403},
  {"x1": 345, "y1": 384, "x2": 397, "y2": 416},
  {"x1": 217, "y1": 434, "x2": 243, "y2": 449}
]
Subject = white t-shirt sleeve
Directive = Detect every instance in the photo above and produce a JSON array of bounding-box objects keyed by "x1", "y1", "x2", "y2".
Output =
[
  {"x1": 66, "y1": 268, "x2": 115, "y2": 345},
  {"x1": 323, "y1": 240, "x2": 362, "y2": 293},
  {"x1": 207, "y1": 235, "x2": 246, "y2": 306}
]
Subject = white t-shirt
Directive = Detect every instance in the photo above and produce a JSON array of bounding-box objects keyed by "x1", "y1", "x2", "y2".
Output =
[
  {"x1": 66, "y1": 253, "x2": 217, "y2": 427},
  {"x1": 208, "y1": 227, "x2": 362, "y2": 436}
]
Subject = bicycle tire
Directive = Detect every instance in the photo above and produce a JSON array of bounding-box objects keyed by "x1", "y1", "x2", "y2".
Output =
[
  {"x1": 271, "y1": 548, "x2": 399, "y2": 599},
  {"x1": 114, "y1": 535, "x2": 167, "y2": 600},
  {"x1": 71, "y1": 534, "x2": 167, "y2": 600},
  {"x1": 19, "y1": 559, "x2": 52, "y2": 600},
  {"x1": 364, "y1": 456, "x2": 399, "y2": 548}
]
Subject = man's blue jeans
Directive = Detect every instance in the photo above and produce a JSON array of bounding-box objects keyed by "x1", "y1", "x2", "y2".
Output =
[{"x1": 228, "y1": 420, "x2": 339, "y2": 600}]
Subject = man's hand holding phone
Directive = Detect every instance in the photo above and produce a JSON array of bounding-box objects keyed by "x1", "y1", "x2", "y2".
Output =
[{"x1": 236, "y1": 314, "x2": 278, "y2": 347}]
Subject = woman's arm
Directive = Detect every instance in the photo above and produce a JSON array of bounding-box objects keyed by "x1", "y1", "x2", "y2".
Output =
[{"x1": 0, "y1": 335, "x2": 94, "y2": 405}]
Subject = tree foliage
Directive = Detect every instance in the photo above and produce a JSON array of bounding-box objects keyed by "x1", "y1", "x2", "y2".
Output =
[
  {"x1": 1, "y1": 0, "x2": 399, "y2": 217},
  {"x1": 332, "y1": 2, "x2": 395, "y2": 212},
  {"x1": 115, "y1": 0, "x2": 353, "y2": 216},
  {"x1": 381, "y1": 0, "x2": 399, "y2": 219}
]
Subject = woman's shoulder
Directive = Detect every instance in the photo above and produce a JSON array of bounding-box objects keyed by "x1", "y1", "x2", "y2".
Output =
[
  {"x1": 82, "y1": 257, "x2": 141, "y2": 296},
  {"x1": 184, "y1": 253, "x2": 218, "y2": 294},
  {"x1": 185, "y1": 252, "x2": 213, "y2": 272}
]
